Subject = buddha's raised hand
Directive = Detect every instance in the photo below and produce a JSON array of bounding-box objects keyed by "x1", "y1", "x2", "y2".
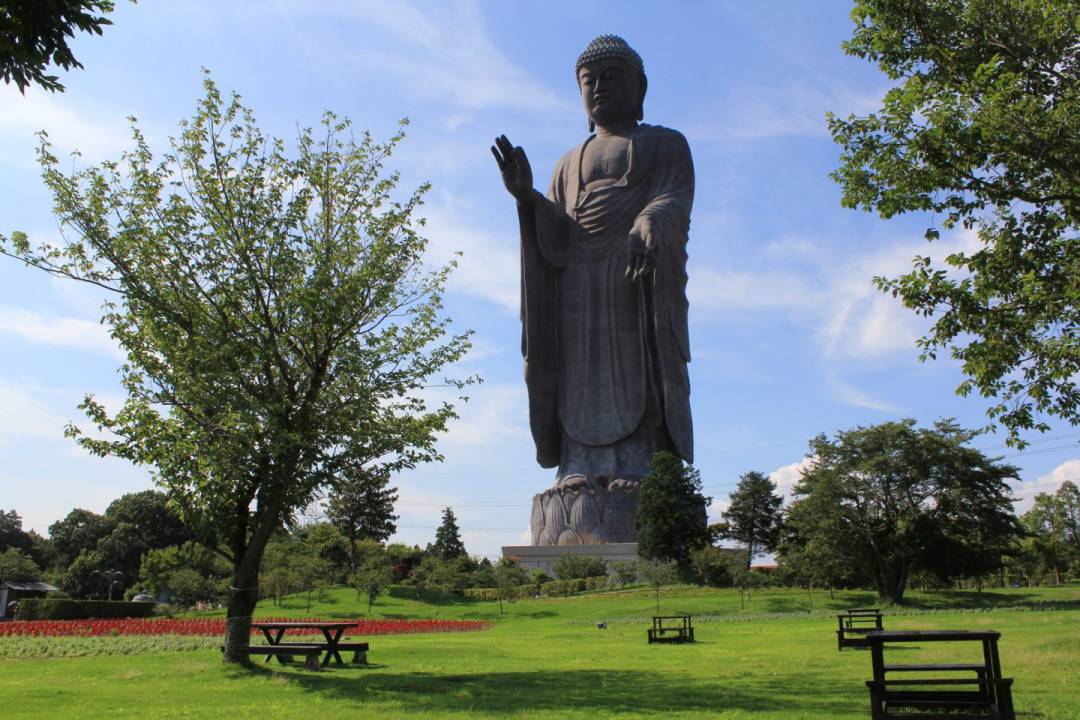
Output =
[{"x1": 491, "y1": 135, "x2": 534, "y2": 206}]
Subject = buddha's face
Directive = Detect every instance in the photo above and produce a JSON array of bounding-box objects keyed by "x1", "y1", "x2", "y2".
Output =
[{"x1": 578, "y1": 58, "x2": 641, "y2": 128}]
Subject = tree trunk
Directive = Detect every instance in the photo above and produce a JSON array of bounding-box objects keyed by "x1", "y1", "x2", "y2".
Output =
[
  {"x1": 222, "y1": 572, "x2": 259, "y2": 664},
  {"x1": 221, "y1": 495, "x2": 281, "y2": 664},
  {"x1": 876, "y1": 562, "x2": 909, "y2": 605}
]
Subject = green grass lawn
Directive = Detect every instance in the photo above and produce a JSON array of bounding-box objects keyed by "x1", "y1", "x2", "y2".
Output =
[{"x1": 2, "y1": 584, "x2": 1078, "y2": 719}]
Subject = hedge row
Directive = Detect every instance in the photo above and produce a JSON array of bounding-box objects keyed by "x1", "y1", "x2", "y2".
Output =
[
  {"x1": 463, "y1": 576, "x2": 610, "y2": 601},
  {"x1": 17, "y1": 599, "x2": 156, "y2": 620}
]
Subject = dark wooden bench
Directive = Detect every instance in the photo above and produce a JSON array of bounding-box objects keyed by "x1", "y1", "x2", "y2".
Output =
[
  {"x1": 837, "y1": 607, "x2": 883, "y2": 650},
  {"x1": 647, "y1": 615, "x2": 694, "y2": 644},
  {"x1": 269, "y1": 641, "x2": 370, "y2": 665},
  {"x1": 865, "y1": 630, "x2": 1015, "y2": 720},
  {"x1": 222, "y1": 644, "x2": 325, "y2": 670}
]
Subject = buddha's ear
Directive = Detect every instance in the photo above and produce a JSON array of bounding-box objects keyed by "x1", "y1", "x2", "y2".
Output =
[
  {"x1": 636, "y1": 73, "x2": 648, "y2": 122},
  {"x1": 589, "y1": 119, "x2": 595, "y2": 133}
]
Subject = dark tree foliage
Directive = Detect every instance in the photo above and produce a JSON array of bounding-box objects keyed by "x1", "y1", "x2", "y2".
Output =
[
  {"x1": 784, "y1": 419, "x2": 1019, "y2": 604},
  {"x1": 326, "y1": 465, "x2": 399, "y2": 551},
  {"x1": 98, "y1": 490, "x2": 190, "y2": 578},
  {"x1": 0, "y1": 508, "x2": 33, "y2": 555},
  {"x1": 430, "y1": 507, "x2": 466, "y2": 560},
  {"x1": 47, "y1": 508, "x2": 114, "y2": 568},
  {"x1": 830, "y1": 0, "x2": 1080, "y2": 446},
  {"x1": 635, "y1": 451, "x2": 710, "y2": 568},
  {"x1": 0, "y1": 0, "x2": 121, "y2": 93},
  {"x1": 718, "y1": 470, "x2": 784, "y2": 569},
  {"x1": 553, "y1": 554, "x2": 607, "y2": 580}
]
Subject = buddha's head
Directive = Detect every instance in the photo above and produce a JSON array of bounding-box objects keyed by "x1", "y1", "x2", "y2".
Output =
[{"x1": 575, "y1": 35, "x2": 647, "y2": 132}]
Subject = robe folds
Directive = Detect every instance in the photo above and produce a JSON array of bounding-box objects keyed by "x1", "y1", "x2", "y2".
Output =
[{"x1": 517, "y1": 124, "x2": 694, "y2": 480}]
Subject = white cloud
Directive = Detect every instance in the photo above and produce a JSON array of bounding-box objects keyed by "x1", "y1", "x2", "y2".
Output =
[
  {"x1": 423, "y1": 203, "x2": 519, "y2": 312},
  {"x1": 1011, "y1": 459, "x2": 1080, "y2": 514},
  {"x1": 690, "y1": 227, "x2": 985, "y2": 411},
  {"x1": 687, "y1": 82, "x2": 883, "y2": 143},
  {"x1": 768, "y1": 457, "x2": 814, "y2": 501},
  {"x1": 688, "y1": 267, "x2": 817, "y2": 312},
  {"x1": 0, "y1": 304, "x2": 124, "y2": 359},
  {"x1": 0, "y1": 84, "x2": 131, "y2": 165},
  {"x1": 292, "y1": 0, "x2": 568, "y2": 117},
  {"x1": 0, "y1": 382, "x2": 69, "y2": 446},
  {"x1": 436, "y1": 383, "x2": 530, "y2": 453},
  {"x1": 826, "y1": 375, "x2": 899, "y2": 414}
]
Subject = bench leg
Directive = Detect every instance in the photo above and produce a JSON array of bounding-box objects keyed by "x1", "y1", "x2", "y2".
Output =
[
  {"x1": 304, "y1": 653, "x2": 321, "y2": 671},
  {"x1": 867, "y1": 682, "x2": 884, "y2": 720},
  {"x1": 352, "y1": 650, "x2": 368, "y2": 665}
]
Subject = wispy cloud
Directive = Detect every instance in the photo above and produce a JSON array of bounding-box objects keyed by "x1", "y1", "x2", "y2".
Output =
[
  {"x1": 0, "y1": 304, "x2": 123, "y2": 360},
  {"x1": 422, "y1": 202, "x2": 519, "y2": 312},
  {"x1": 690, "y1": 227, "x2": 982, "y2": 411},
  {"x1": 0, "y1": 382, "x2": 69, "y2": 446},
  {"x1": 289, "y1": 0, "x2": 567, "y2": 118},
  {"x1": 0, "y1": 84, "x2": 131, "y2": 165},
  {"x1": 1010, "y1": 459, "x2": 1080, "y2": 514},
  {"x1": 686, "y1": 82, "x2": 883, "y2": 143}
]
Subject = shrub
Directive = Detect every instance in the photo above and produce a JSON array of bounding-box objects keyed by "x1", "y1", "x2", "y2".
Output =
[
  {"x1": 17, "y1": 599, "x2": 156, "y2": 620},
  {"x1": 553, "y1": 554, "x2": 607, "y2": 580}
]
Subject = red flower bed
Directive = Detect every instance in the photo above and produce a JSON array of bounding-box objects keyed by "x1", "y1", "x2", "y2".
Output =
[{"x1": 0, "y1": 617, "x2": 489, "y2": 638}]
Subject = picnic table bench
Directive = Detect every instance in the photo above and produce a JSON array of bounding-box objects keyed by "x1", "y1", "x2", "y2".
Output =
[
  {"x1": 837, "y1": 607, "x2": 883, "y2": 650},
  {"x1": 247, "y1": 621, "x2": 369, "y2": 668},
  {"x1": 647, "y1": 615, "x2": 694, "y2": 644},
  {"x1": 865, "y1": 629, "x2": 1015, "y2": 719}
]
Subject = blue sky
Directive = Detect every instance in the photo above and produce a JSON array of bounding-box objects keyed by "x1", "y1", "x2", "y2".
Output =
[{"x1": 1, "y1": 1, "x2": 1077, "y2": 558}]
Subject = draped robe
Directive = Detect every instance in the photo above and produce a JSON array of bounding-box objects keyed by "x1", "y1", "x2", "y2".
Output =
[{"x1": 518, "y1": 124, "x2": 694, "y2": 484}]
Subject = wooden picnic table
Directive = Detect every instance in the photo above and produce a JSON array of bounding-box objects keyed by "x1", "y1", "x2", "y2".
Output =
[
  {"x1": 865, "y1": 629, "x2": 1015, "y2": 719},
  {"x1": 647, "y1": 615, "x2": 694, "y2": 644},
  {"x1": 251, "y1": 621, "x2": 356, "y2": 667},
  {"x1": 836, "y1": 607, "x2": 883, "y2": 650}
]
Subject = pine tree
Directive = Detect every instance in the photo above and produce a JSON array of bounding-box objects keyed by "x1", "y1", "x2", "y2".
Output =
[
  {"x1": 430, "y1": 508, "x2": 466, "y2": 559},
  {"x1": 327, "y1": 465, "x2": 399, "y2": 572},
  {"x1": 635, "y1": 452, "x2": 710, "y2": 568},
  {"x1": 719, "y1": 471, "x2": 784, "y2": 569}
]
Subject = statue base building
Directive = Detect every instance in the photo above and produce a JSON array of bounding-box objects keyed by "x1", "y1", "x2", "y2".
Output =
[
  {"x1": 529, "y1": 477, "x2": 640, "y2": 545},
  {"x1": 502, "y1": 542, "x2": 638, "y2": 575}
]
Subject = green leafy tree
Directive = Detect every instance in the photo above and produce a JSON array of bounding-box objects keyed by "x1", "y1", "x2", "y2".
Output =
[
  {"x1": 777, "y1": 511, "x2": 869, "y2": 595},
  {"x1": 296, "y1": 522, "x2": 351, "y2": 583},
  {"x1": 687, "y1": 545, "x2": 732, "y2": 587},
  {"x1": 352, "y1": 554, "x2": 392, "y2": 614},
  {"x1": 430, "y1": 507, "x2": 466, "y2": 560},
  {"x1": 0, "y1": 0, "x2": 124, "y2": 93},
  {"x1": 96, "y1": 490, "x2": 190, "y2": 581},
  {"x1": 786, "y1": 419, "x2": 1020, "y2": 604},
  {"x1": 258, "y1": 540, "x2": 301, "y2": 607},
  {"x1": 1022, "y1": 485, "x2": 1080, "y2": 584},
  {"x1": 635, "y1": 452, "x2": 710, "y2": 568},
  {"x1": 0, "y1": 509, "x2": 32, "y2": 554},
  {"x1": 553, "y1": 554, "x2": 607, "y2": 580},
  {"x1": 59, "y1": 549, "x2": 108, "y2": 598},
  {"x1": 0, "y1": 547, "x2": 40, "y2": 585},
  {"x1": 635, "y1": 558, "x2": 677, "y2": 614},
  {"x1": 385, "y1": 542, "x2": 424, "y2": 583},
  {"x1": 0, "y1": 509, "x2": 49, "y2": 568},
  {"x1": 0, "y1": 75, "x2": 473, "y2": 662},
  {"x1": 326, "y1": 465, "x2": 398, "y2": 571},
  {"x1": 409, "y1": 554, "x2": 470, "y2": 600},
  {"x1": 493, "y1": 558, "x2": 527, "y2": 615},
  {"x1": 138, "y1": 541, "x2": 230, "y2": 604},
  {"x1": 1054, "y1": 480, "x2": 1080, "y2": 556},
  {"x1": 830, "y1": 0, "x2": 1080, "y2": 446},
  {"x1": 47, "y1": 509, "x2": 114, "y2": 568},
  {"x1": 718, "y1": 470, "x2": 784, "y2": 569},
  {"x1": 610, "y1": 560, "x2": 638, "y2": 588}
]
